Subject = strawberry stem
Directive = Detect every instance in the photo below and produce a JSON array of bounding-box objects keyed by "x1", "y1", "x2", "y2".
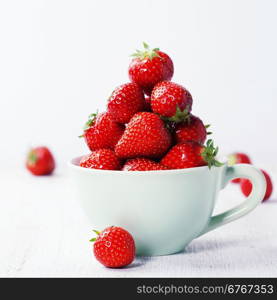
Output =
[
  {"x1": 131, "y1": 42, "x2": 160, "y2": 60},
  {"x1": 201, "y1": 139, "x2": 223, "y2": 169},
  {"x1": 204, "y1": 124, "x2": 212, "y2": 135},
  {"x1": 27, "y1": 151, "x2": 37, "y2": 165},
  {"x1": 164, "y1": 106, "x2": 190, "y2": 123},
  {"x1": 89, "y1": 229, "x2": 100, "y2": 243},
  {"x1": 227, "y1": 154, "x2": 237, "y2": 166},
  {"x1": 83, "y1": 112, "x2": 98, "y2": 130}
]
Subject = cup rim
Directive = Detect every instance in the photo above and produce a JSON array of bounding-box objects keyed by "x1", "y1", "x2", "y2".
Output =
[{"x1": 68, "y1": 155, "x2": 228, "y2": 175}]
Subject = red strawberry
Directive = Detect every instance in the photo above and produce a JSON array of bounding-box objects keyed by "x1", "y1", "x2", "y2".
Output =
[
  {"x1": 82, "y1": 112, "x2": 124, "y2": 152},
  {"x1": 26, "y1": 146, "x2": 55, "y2": 175},
  {"x1": 174, "y1": 115, "x2": 208, "y2": 144},
  {"x1": 115, "y1": 112, "x2": 172, "y2": 159},
  {"x1": 107, "y1": 83, "x2": 145, "y2": 124},
  {"x1": 79, "y1": 149, "x2": 121, "y2": 170},
  {"x1": 151, "y1": 81, "x2": 193, "y2": 121},
  {"x1": 228, "y1": 152, "x2": 252, "y2": 183},
  {"x1": 161, "y1": 139, "x2": 222, "y2": 170},
  {"x1": 123, "y1": 158, "x2": 168, "y2": 171},
  {"x1": 128, "y1": 42, "x2": 174, "y2": 95},
  {"x1": 91, "y1": 226, "x2": 135, "y2": 268},
  {"x1": 240, "y1": 170, "x2": 273, "y2": 202}
]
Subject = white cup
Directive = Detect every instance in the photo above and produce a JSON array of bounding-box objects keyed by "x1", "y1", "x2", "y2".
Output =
[{"x1": 69, "y1": 157, "x2": 266, "y2": 256}]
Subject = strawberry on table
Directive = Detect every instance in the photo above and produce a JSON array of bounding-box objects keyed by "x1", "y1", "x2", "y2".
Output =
[
  {"x1": 82, "y1": 112, "x2": 124, "y2": 152},
  {"x1": 161, "y1": 139, "x2": 222, "y2": 170},
  {"x1": 26, "y1": 146, "x2": 55, "y2": 176},
  {"x1": 107, "y1": 82, "x2": 145, "y2": 124},
  {"x1": 115, "y1": 112, "x2": 172, "y2": 159},
  {"x1": 128, "y1": 42, "x2": 174, "y2": 95},
  {"x1": 228, "y1": 152, "x2": 252, "y2": 183},
  {"x1": 151, "y1": 81, "x2": 193, "y2": 121},
  {"x1": 79, "y1": 149, "x2": 121, "y2": 170},
  {"x1": 122, "y1": 158, "x2": 168, "y2": 171},
  {"x1": 91, "y1": 226, "x2": 135, "y2": 268},
  {"x1": 174, "y1": 114, "x2": 208, "y2": 144},
  {"x1": 240, "y1": 169, "x2": 273, "y2": 202}
]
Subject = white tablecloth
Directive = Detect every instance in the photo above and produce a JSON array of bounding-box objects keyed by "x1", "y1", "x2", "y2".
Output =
[{"x1": 0, "y1": 167, "x2": 276, "y2": 277}]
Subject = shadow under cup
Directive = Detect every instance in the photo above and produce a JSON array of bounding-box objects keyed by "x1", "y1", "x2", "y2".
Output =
[{"x1": 69, "y1": 157, "x2": 266, "y2": 256}]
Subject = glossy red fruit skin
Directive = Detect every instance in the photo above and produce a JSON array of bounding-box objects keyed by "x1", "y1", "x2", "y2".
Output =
[
  {"x1": 240, "y1": 170, "x2": 273, "y2": 202},
  {"x1": 84, "y1": 112, "x2": 124, "y2": 152},
  {"x1": 26, "y1": 147, "x2": 55, "y2": 176},
  {"x1": 229, "y1": 153, "x2": 252, "y2": 183},
  {"x1": 79, "y1": 149, "x2": 121, "y2": 170},
  {"x1": 129, "y1": 51, "x2": 174, "y2": 95},
  {"x1": 175, "y1": 115, "x2": 207, "y2": 144},
  {"x1": 93, "y1": 226, "x2": 135, "y2": 268},
  {"x1": 161, "y1": 141, "x2": 206, "y2": 170},
  {"x1": 107, "y1": 83, "x2": 145, "y2": 124},
  {"x1": 122, "y1": 158, "x2": 168, "y2": 171},
  {"x1": 151, "y1": 81, "x2": 193, "y2": 118},
  {"x1": 115, "y1": 112, "x2": 172, "y2": 159}
]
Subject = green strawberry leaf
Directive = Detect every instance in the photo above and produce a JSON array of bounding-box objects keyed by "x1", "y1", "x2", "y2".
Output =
[
  {"x1": 27, "y1": 151, "x2": 38, "y2": 165},
  {"x1": 89, "y1": 229, "x2": 101, "y2": 243},
  {"x1": 83, "y1": 112, "x2": 98, "y2": 131},
  {"x1": 131, "y1": 42, "x2": 160, "y2": 60},
  {"x1": 201, "y1": 139, "x2": 223, "y2": 169}
]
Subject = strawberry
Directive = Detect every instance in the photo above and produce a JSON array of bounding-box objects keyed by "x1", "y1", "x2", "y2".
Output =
[
  {"x1": 79, "y1": 149, "x2": 121, "y2": 170},
  {"x1": 26, "y1": 146, "x2": 55, "y2": 175},
  {"x1": 174, "y1": 114, "x2": 208, "y2": 144},
  {"x1": 115, "y1": 112, "x2": 172, "y2": 159},
  {"x1": 90, "y1": 226, "x2": 135, "y2": 268},
  {"x1": 128, "y1": 42, "x2": 174, "y2": 95},
  {"x1": 82, "y1": 112, "x2": 124, "y2": 152},
  {"x1": 107, "y1": 83, "x2": 145, "y2": 124},
  {"x1": 240, "y1": 170, "x2": 273, "y2": 202},
  {"x1": 228, "y1": 152, "x2": 252, "y2": 183},
  {"x1": 123, "y1": 158, "x2": 168, "y2": 171},
  {"x1": 151, "y1": 81, "x2": 193, "y2": 121},
  {"x1": 161, "y1": 139, "x2": 222, "y2": 170}
]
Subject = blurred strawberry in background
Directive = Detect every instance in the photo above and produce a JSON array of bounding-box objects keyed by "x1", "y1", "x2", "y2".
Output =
[
  {"x1": 26, "y1": 146, "x2": 55, "y2": 176},
  {"x1": 228, "y1": 152, "x2": 273, "y2": 202},
  {"x1": 241, "y1": 170, "x2": 273, "y2": 202},
  {"x1": 228, "y1": 152, "x2": 252, "y2": 183}
]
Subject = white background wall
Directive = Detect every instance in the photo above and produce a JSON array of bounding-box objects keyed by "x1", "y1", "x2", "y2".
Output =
[{"x1": 0, "y1": 0, "x2": 276, "y2": 169}]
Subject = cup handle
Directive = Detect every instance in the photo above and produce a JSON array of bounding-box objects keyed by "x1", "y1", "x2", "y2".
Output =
[{"x1": 199, "y1": 164, "x2": 266, "y2": 236}]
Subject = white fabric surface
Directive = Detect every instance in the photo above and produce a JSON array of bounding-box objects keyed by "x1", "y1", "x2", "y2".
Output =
[{"x1": 0, "y1": 167, "x2": 276, "y2": 277}]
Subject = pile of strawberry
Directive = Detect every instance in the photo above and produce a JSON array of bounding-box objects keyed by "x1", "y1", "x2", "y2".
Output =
[{"x1": 79, "y1": 43, "x2": 221, "y2": 171}]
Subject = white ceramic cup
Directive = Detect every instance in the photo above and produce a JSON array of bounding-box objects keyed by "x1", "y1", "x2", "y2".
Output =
[{"x1": 69, "y1": 157, "x2": 266, "y2": 256}]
